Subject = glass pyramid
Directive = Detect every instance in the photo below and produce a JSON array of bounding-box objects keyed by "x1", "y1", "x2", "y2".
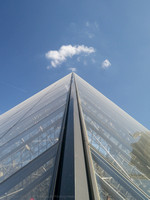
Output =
[{"x1": 0, "y1": 73, "x2": 150, "y2": 200}]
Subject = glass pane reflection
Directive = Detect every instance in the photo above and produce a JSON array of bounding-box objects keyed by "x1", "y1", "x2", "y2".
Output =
[
  {"x1": 75, "y1": 74, "x2": 150, "y2": 199},
  {"x1": 0, "y1": 74, "x2": 71, "y2": 199}
]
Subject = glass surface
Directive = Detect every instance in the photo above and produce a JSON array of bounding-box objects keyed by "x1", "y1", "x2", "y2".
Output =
[
  {"x1": 0, "y1": 74, "x2": 71, "y2": 199},
  {"x1": 0, "y1": 143, "x2": 58, "y2": 200},
  {"x1": 75, "y1": 74, "x2": 150, "y2": 199}
]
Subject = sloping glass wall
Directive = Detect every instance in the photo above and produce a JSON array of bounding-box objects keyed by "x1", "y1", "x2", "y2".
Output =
[
  {"x1": 0, "y1": 74, "x2": 71, "y2": 200},
  {"x1": 75, "y1": 74, "x2": 150, "y2": 200}
]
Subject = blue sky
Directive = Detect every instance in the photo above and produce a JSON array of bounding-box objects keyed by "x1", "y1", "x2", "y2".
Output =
[{"x1": 0, "y1": 0, "x2": 150, "y2": 129}]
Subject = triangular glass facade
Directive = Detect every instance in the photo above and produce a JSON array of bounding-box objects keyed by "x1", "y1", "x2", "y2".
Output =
[
  {"x1": 0, "y1": 74, "x2": 71, "y2": 200},
  {"x1": 75, "y1": 74, "x2": 150, "y2": 200},
  {"x1": 0, "y1": 73, "x2": 150, "y2": 200}
]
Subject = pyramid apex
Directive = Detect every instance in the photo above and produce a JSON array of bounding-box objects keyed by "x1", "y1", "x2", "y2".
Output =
[{"x1": 71, "y1": 71, "x2": 77, "y2": 78}]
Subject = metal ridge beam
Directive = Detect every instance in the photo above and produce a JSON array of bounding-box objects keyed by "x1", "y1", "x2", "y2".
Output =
[
  {"x1": 74, "y1": 73, "x2": 100, "y2": 200},
  {"x1": 49, "y1": 74, "x2": 73, "y2": 199},
  {"x1": 51, "y1": 73, "x2": 90, "y2": 199}
]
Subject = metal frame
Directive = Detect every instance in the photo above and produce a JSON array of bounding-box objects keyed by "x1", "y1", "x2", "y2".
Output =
[
  {"x1": 1, "y1": 72, "x2": 150, "y2": 200},
  {"x1": 0, "y1": 73, "x2": 100, "y2": 200},
  {"x1": 49, "y1": 73, "x2": 100, "y2": 199},
  {"x1": 48, "y1": 73, "x2": 73, "y2": 199},
  {"x1": 0, "y1": 143, "x2": 58, "y2": 198},
  {"x1": 91, "y1": 147, "x2": 149, "y2": 200},
  {"x1": 74, "y1": 75, "x2": 100, "y2": 200}
]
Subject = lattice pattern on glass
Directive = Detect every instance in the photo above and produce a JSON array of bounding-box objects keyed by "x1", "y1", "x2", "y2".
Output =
[
  {"x1": 75, "y1": 74, "x2": 150, "y2": 199},
  {"x1": 0, "y1": 143, "x2": 58, "y2": 200},
  {"x1": 0, "y1": 74, "x2": 71, "y2": 195}
]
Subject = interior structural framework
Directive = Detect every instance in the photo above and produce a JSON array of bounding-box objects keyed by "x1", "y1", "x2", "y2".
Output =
[{"x1": 0, "y1": 73, "x2": 150, "y2": 200}]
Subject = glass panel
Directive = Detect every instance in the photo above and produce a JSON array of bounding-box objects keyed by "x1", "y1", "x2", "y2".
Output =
[
  {"x1": 0, "y1": 74, "x2": 71, "y2": 144},
  {"x1": 75, "y1": 74, "x2": 150, "y2": 199},
  {"x1": 0, "y1": 74, "x2": 71, "y2": 199},
  {"x1": 0, "y1": 143, "x2": 58, "y2": 200}
]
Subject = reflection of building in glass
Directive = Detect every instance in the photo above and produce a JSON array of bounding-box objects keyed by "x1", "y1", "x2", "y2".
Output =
[
  {"x1": 0, "y1": 73, "x2": 150, "y2": 200},
  {"x1": 130, "y1": 131, "x2": 150, "y2": 178}
]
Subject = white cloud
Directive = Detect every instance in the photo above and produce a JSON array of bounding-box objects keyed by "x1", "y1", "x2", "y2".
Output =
[
  {"x1": 68, "y1": 67, "x2": 77, "y2": 72},
  {"x1": 45, "y1": 45, "x2": 95, "y2": 67},
  {"x1": 101, "y1": 59, "x2": 111, "y2": 69}
]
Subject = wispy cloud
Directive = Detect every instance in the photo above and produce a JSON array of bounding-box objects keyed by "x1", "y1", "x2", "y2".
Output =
[
  {"x1": 77, "y1": 57, "x2": 81, "y2": 62},
  {"x1": 68, "y1": 67, "x2": 77, "y2": 72},
  {"x1": 101, "y1": 59, "x2": 111, "y2": 69},
  {"x1": 86, "y1": 21, "x2": 90, "y2": 27},
  {"x1": 87, "y1": 32, "x2": 95, "y2": 39},
  {"x1": 83, "y1": 60, "x2": 87, "y2": 66},
  {"x1": 46, "y1": 66, "x2": 51, "y2": 70},
  {"x1": 84, "y1": 21, "x2": 99, "y2": 39},
  {"x1": 91, "y1": 58, "x2": 96, "y2": 64},
  {"x1": 86, "y1": 21, "x2": 99, "y2": 29},
  {"x1": 45, "y1": 45, "x2": 95, "y2": 67},
  {"x1": 1, "y1": 81, "x2": 27, "y2": 93},
  {"x1": 94, "y1": 22, "x2": 99, "y2": 29}
]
